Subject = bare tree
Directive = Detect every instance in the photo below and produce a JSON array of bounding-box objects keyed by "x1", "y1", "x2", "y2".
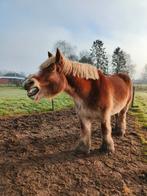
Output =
[
  {"x1": 79, "y1": 50, "x2": 93, "y2": 64},
  {"x1": 53, "y1": 40, "x2": 78, "y2": 60}
]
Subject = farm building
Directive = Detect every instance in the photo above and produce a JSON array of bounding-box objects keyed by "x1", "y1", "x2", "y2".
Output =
[{"x1": 0, "y1": 76, "x2": 25, "y2": 86}]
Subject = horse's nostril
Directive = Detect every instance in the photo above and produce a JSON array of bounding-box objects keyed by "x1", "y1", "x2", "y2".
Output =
[
  {"x1": 23, "y1": 79, "x2": 34, "y2": 90},
  {"x1": 28, "y1": 80, "x2": 34, "y2": 85}
]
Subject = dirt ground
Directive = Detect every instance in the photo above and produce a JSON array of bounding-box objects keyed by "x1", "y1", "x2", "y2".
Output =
[{"x1": 0, "y1": 108, "x2": 146, "y2": 196}]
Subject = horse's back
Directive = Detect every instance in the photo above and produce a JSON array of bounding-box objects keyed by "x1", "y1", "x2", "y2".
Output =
[
  {"x1": 105, "y1": 73, "x2": 133, "y2": 111},
  {"x1": 117, "y1": 73, "x2": 132, "y2": 85},
  {"x1": 108, "y1": 73, "x2": 132, "y2": 92}
]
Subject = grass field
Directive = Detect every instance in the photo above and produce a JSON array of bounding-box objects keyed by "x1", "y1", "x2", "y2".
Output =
[
  {"x1": 131, "y1": 91, "x2": 147, "y2": 128},
  {"x1": 0, "y1": 86, "x2": 73, "y2": 116},
  {"x1": 0, "y1": 86, "x2": 147, "y2": 120},
  {"x1": 131, "y1": 84, "x2": 147, "y2": 126},
  {"x1": 131, "y1": 89, "x2": 147, "y2": 155}
]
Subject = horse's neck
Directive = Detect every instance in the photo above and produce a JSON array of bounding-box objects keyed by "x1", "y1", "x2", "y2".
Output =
[
  {"x1": 64, "y1": 74, "x2": 80, "y2": 99},
  {"x1": 64, "y1": 73, "x2": 101, "y2": 103}
]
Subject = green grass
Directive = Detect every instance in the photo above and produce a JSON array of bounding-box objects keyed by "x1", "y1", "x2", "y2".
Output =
[
  {"x1": 131, "y1": 91, "x2": 147, "y2": 127},
  {"x1": 0, "y1": 86, "x2": 73, "y2": 117},
  {"x1": 130, "y1": 90, "x2": 147, "y2": 156}
]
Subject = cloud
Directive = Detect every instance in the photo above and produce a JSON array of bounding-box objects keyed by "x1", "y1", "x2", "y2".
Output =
[
  {"x1": 0, "y1": 26, "x2": 74, "y2": 74},
  {"x1": 0, "y1": 0, "x2": 147, "y2": 78}
]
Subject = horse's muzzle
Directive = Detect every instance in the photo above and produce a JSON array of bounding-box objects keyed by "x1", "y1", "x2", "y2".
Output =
[
  {"x1": 27, "y1": 87, "x2": 39, "y2": 97},
  {"x1": 23, "y1": 79, "x2": 39, "y2": 97},
  {"x1": 23, "y1": 79, "x2": 34, "y2": 90}
]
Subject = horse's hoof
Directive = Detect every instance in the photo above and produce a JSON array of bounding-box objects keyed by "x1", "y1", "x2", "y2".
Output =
[
  {"x1": 99, "y1": 143, "x2": 115, "y2": 154},
  {"x1": 74, "y1": 141, "x2": 90, "y2": 154},
  {"x1": 112, "y1": 128, "x2": 125, "y2": 137},
  {"x1": 112, "y1": 127, "x2": 118, "y2": 132},
  {"x1": 118, "y1": 132, "x2": 125, "y2": 137}
]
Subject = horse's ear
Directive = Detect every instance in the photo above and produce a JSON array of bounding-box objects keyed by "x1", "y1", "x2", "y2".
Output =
[
  {"x1": 55, "y1": 48, "x2": 64, "y2": 72},
  {"x1": 56, "y1": 48, "x2": 63, "y2": 63},
  {"x1": 48, "y1": 51, "x2": 53, "y2": 58}
]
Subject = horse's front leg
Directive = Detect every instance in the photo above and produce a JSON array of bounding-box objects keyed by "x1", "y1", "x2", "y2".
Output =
[
  {"x1": 75, "y1": 117, "x2": 91, "y2": 154},
  {"x1": 100, "y1": 112, "x2": 115, "y2": 153}
]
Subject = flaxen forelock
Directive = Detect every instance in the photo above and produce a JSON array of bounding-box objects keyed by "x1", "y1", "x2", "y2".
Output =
[{"x1": 39, "y1": 56, "x2": 56, "y2": 70}]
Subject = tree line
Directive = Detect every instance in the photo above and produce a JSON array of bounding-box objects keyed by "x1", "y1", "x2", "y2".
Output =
[
  {"x1": 0, "y1": 71, "x2": 25, "y2": 78},
  {"x1": 1, "y1": 39, "x2": 146, "y2": 82},
  {"x1": 53, "y1": 39, "x2": 147, "y2": 81}
]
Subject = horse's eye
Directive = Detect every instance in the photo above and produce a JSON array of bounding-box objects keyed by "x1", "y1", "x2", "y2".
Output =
[{"x1": 48, "y1": 64, "x2": 56, "y2": 72}]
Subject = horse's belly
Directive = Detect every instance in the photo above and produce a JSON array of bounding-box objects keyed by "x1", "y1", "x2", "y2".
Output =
[
  {"x1": 75, "y1": 100, "x2": 101, "y2": 119},
  {"x1": 111, "y1": 106, "x2": 123, "y2": 115},
  {"x1": 111, "y1": 98, "x2": 127, "y2": 115}
]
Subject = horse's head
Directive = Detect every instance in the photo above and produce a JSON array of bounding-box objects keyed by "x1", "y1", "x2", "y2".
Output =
[{"x1": 23, "y1": 49, "x2": 66, "y2": 102}]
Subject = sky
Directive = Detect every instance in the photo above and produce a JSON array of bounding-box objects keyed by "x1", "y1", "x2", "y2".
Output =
[{"x1": 0, "y1": 0, "x2": 147, "y2": 78}]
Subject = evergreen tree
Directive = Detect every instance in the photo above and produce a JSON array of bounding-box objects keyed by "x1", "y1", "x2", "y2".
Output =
[
  {"x1": 90, "y1": 40, "x2": 109, "y2": 74},
  {"x1": 112, "y1": 47, "x2": 127, "y2": 74}
]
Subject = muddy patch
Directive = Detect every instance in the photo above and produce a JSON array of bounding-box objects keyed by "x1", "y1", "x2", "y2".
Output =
[{"x1": 0, "y1": 109, "x2": 146, "y2": 195}]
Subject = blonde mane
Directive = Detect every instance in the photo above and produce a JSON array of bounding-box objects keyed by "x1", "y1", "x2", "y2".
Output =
[
  {"x1": 39, "y1": 56, "x2": 99, "y2": 80},
  {"x1": 62, "y1": 58, "x2": 99, "y2": 80}
]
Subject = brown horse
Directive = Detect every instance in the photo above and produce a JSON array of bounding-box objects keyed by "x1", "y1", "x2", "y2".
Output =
[{"x1": 23, "y1": 49, "x2": 133, "y2": 154}]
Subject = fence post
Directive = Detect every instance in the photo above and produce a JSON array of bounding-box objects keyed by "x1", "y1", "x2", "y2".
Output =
[
  {"x1": 51, "y1": 99, "x2": 54, "y2": 111},
  {"x1": 131, "y1": 86, "x2": 135, "y2": 107}
]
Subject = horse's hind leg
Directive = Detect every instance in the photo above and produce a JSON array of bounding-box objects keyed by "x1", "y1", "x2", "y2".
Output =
[
  {"x1": 117, "y1": 105, "x2": 129, "y2": 137},
  {"x1": 75, "y1": 117, "x2": 91, "y2": 154},
  {"x1": 112, "y1": 113, "x2": 119, "y2": 132}
]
